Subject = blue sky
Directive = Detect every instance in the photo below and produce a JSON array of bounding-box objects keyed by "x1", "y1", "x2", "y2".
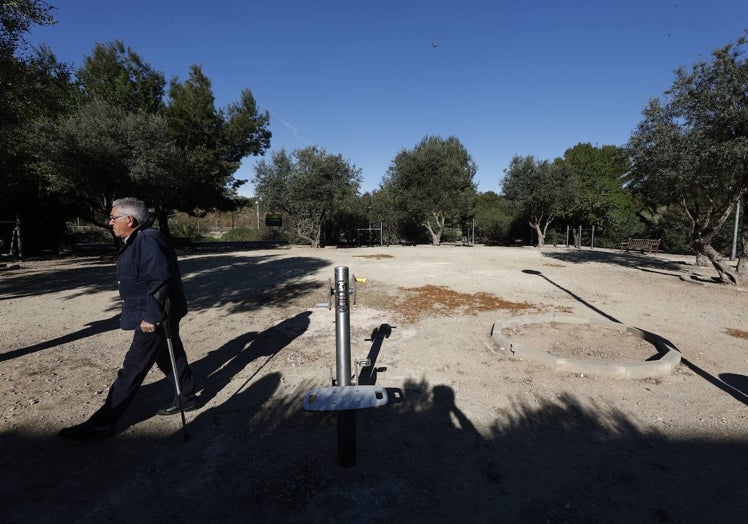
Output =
[{"x1": 27, "y1": 0, "x2": 748, "y2": 196}]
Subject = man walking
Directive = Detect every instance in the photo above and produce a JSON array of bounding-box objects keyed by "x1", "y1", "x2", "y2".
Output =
[{"x1": 59, "y1": 198, "x2": 199, "y2": 440}]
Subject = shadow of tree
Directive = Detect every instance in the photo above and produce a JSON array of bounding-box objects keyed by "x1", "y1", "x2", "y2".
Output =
[
  {"x1": 0, "y1": 257, "x2": 117, "y2": 300},
  {"x1": 0, "y1": 253, "x2": 328, "y2": 362},
  {"x1": 0, "y1": 253, "x2": 331, "y2": 314},
  {"x1": 176, "y1": 254, "x2": 330, "y2": 313},
  {"x1": 3, "y1": 377, "x2": 746, "y2": 523},
  {"x1": 542, "y1": 249, "x2": 689, "y2": 276}
]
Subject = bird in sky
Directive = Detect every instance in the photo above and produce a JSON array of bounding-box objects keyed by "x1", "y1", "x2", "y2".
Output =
[{"x1": 432, "y1": 42, "x2": 439, "y2": 48}]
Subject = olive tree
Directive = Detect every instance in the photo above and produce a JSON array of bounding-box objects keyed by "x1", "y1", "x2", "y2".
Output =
[
  {"x1": 383, "y1": 135, "x2": 477, "y2": 245},
  {"x1": 627, "y1": 34, "x2": 748, "y2": 284},
  {"x1": 253, "y1": 147, "x2": 361, "y2": 247},
  {"x1": 561, "y1": 143, "x2": 637, "y2": 247},
  {"x1": 501, "y1": 155, "x2": 575, "y2": 248}
]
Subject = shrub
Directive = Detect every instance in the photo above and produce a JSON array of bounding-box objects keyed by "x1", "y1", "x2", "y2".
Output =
[
  {"x1": 220, "y1": 227, "x2": 259, "y2": 241},
  {"x1": 169, "y1": 222, "x2": 207, "y2": 241}
]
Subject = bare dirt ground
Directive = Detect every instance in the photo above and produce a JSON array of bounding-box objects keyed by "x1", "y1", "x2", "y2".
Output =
[{"x1": 1, "y1": 245, "x2": 746, "y2": 523}]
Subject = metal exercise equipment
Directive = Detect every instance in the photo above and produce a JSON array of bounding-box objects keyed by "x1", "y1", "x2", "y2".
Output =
[
  {"x1": 1, "y1": 216, "x2": 22, "y2": 258},
  {"x1": 303, "y1": 266, "x2": 388, "y2": 467}
]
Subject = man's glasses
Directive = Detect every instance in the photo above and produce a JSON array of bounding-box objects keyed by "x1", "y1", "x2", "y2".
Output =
[{"x1": 108, "y1": 215, "x2": 126, "y2": 222}]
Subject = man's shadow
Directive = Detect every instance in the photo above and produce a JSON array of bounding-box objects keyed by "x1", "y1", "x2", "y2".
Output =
[
  {"x1": 122, "y1": 311, "x2": 311, "y2": 428},
  {"x1": 430, "y1": 384, "x2": 481, "y2": 441},
  {"x1": 191, "y1": 371, "x2": 283, "y2": 433},
  {"x1": 197, "y1": 311, "x2": 312, "y2": 404}
]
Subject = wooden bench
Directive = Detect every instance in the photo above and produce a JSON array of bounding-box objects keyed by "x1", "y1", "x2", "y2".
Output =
[{"x1": 620, "y1": 238, "x2": 661, "y2": 254}]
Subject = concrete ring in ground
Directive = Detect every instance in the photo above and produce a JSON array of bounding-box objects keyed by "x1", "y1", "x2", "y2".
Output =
[{"x1": 491, "y1": 315, "x2": 681, "y2": 379}]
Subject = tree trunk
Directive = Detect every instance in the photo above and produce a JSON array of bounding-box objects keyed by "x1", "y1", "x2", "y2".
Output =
[
  {"x1": 424, "y1": 211, "x2": 445, "y2": 245},
  {"x1": 313, "y1": 228, "x2": 322, "y2": 249},
  {"x1": 688, "y1": 196, "x2": 743, "y2": 284},
  {"x1": 737, "y1": 252, "x2": 746, "y2": 275},
  {"x1": 295, "y1": 225, "x2": 319, "y2": 248},
  {"x1": 530, "y1": 221, "x2": 545, "y2": 248},
  {"x1": 293, "y1": 215, "x2": 323, "y2": 248},
  {"x1": 737, "y1": 215, "x2": 747, "y2": 275},
  {"x1": 694, "y1": 252, "x2": 710, "y2": 266},
  {"x1": 530, "y1": 216, "x2": 553, "y2": 248},
  {"x1": 155, "y1": 209, "x2": 171, "y2": 238},
  {"x1": 424, "y1": 222, "x2": 440, "y2": 245},
  {"x1": 696, "y1": 239, "x2": 743, "y2": 285}
]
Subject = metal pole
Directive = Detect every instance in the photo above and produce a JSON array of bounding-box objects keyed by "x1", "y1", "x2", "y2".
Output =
[
  {"x1": 578, "y1": 225, "x2": 582, "y2": 249},
  {"x1": 334, "y1": 266, "x2": 356, "y2": 467},
  {"x1": 731, "y1": 200, "x2": 740, "y2": 261},
  {"x1": 591, "y1": 225, "x2": 595, "y2": 250},
  {"x1": 334, "y1": 266, "x2": 352, "y2": 386},
  {"x1": 15, "y1": 215, "x2": 23, "y2": 258},
  {"x1": 256, "y1": 200, "x2": 260, "y2": 230},
  {"x1": 302, "y1": 265, "x2": 390, "y2": 468}
]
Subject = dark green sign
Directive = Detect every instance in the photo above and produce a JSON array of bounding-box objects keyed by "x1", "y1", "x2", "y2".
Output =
[{"x1": 265, "y1": 213, "x2": 283, "y2": 227}]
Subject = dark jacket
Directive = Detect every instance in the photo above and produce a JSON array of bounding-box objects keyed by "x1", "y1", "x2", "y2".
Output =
[{"x1": 116, "y1": 225, "x2": 188, "y2": 330}]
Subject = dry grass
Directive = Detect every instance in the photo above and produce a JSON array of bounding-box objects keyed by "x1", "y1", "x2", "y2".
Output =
[
  {"x1": 395, "y1": 284, "x2": 536, "y2": 322},
  {"x1": 725, "y1": 327, "x2": 748, "y2": 340},
  {"x1": 352, "y1": 254, "x2": 395, "y2": 260}
]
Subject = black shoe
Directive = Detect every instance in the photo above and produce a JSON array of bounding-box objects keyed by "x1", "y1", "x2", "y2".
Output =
[
  {"x1": 58, "y1": 422, "x2": 114, "y2": 441},
  {"x1": 157, "y1": 397, "x2": 199, "y2": 416}
]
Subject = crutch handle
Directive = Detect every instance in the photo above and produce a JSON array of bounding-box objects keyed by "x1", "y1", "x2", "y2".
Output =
[{"x1": 162, "y1": 296, "x2": 172, "y2": 337}]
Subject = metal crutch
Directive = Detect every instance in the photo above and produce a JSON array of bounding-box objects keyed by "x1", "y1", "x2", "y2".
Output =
[{"x1": 163, "y1": 297, "x2": 189, "y2": 441}]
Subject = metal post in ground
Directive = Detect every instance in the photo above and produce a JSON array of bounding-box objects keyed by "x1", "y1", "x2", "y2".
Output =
[
  {"x1": 334, "y1": 266, "x2": 352, "y2": 387},
  {"x1": 333, "y1": 266, "x2": 356, "y2": 466},
  {"x1": 15, "y1": 215, "x2": 22, "y2": 258},
  {"x1": 303, "y1": 266, "x2": 389, "y2": 468}
]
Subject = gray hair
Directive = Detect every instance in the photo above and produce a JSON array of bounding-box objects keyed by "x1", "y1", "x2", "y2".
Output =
[{"x1": 112, "y1": 198, "x2": 150, "y2": 224}]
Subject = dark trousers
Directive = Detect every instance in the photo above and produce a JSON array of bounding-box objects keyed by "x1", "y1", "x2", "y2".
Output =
[{"x1": 89, "y1": 322, "x2": 196, "y2": 427}]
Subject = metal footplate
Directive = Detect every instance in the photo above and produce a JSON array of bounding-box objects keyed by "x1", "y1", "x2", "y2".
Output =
[{"x1": 303, "y1": 385, "x2": 388, "y2": 412}]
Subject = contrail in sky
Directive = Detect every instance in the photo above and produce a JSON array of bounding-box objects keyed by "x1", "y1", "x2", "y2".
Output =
[{"x1": 269, "y1": 110, "x2": 314, "y2": 145}]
